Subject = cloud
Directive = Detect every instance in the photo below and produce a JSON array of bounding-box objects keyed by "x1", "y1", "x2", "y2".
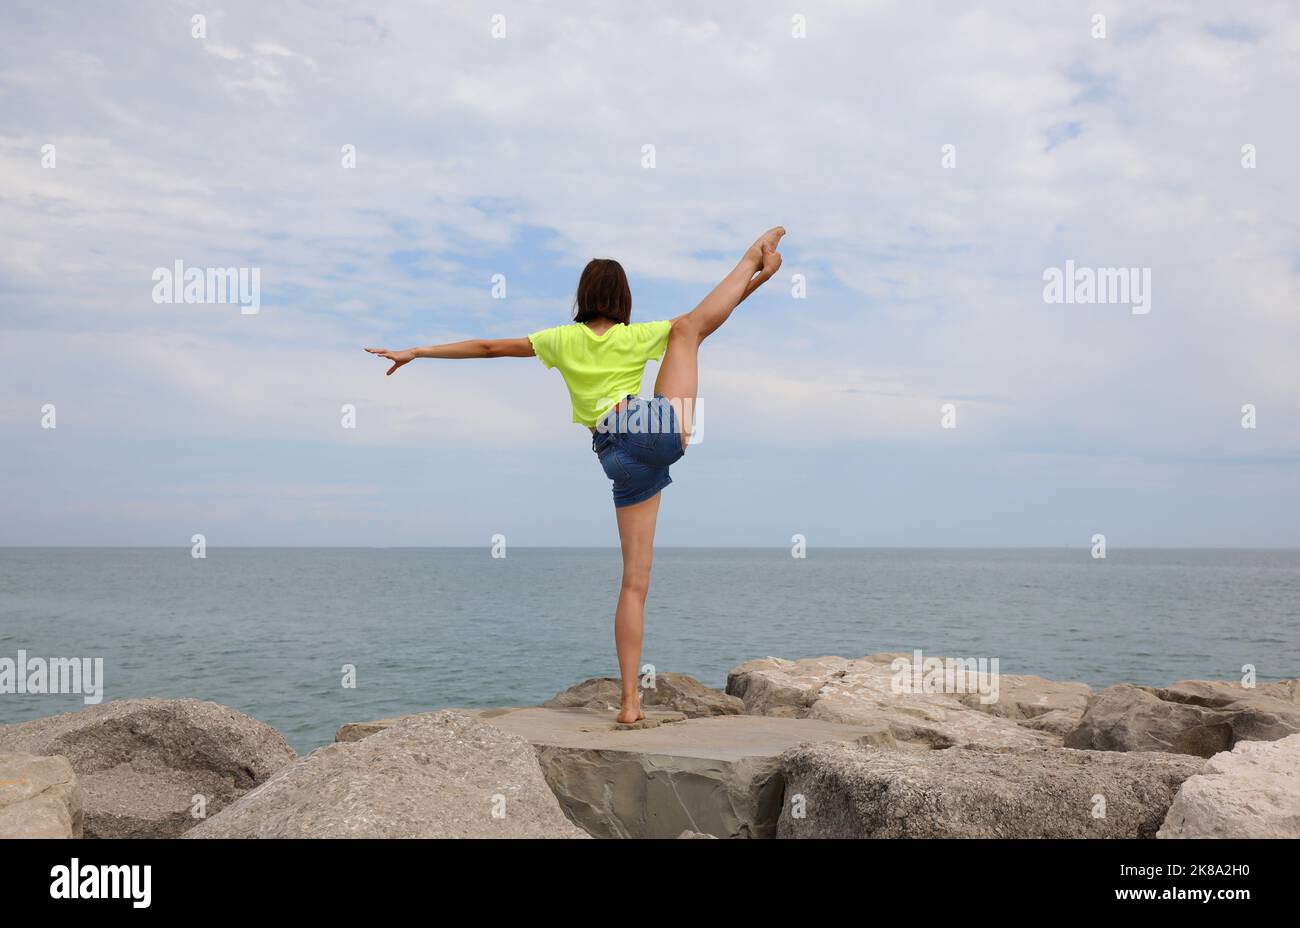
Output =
[{"x1": 1, "y1": 0, "x2": 1297, "y2": 544}]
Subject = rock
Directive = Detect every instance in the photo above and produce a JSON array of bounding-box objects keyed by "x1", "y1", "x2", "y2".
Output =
[
  {"x1": 677, "y1": 830, "x2": 718, "y2": 838},
  {"x1": 334, "y1": 720, "x2": 398, "y2": 743},
  {"x1": 957, "y1": 674, "x2": 1093, "y2": 737},
  {"x1": 1158, "y1": 733, "x2": 1300, "y2": 838},
  {"x1": 545, "y1": 672, "x2": 745, "y2": 717},
  {"x1": 1159, "y1": 677, "x2": 1300, "y2": 711},
  {"x1": 188, "y1": 710, "x2": 587, "y2": 838},
  {"x1": 0, "y1": 752, "x2": 83, "y2": 838},
  {"x1": 1064, "y1": 679, "x2": 1300, "y2": 757},
  {"x1": 339, "y1": 705, "x2": 891, "y2": 838},
  {"x1": 779, "y1": 741, "x2": 1203, "y2": 838},
  {"x1": 728, "y1": 654, "x2": 1075, "y2": 750},
  {"x1": 0, "y1": 698, "x2": 295, "y2": 838}
]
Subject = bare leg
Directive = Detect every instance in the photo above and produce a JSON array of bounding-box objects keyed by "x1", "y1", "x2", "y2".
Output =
[
  {"x1": 652, "y1": 316, "x2": 702, "y2": 449},
  {"x1": 613, "y1": 491, "x2": 661, "y2": 723},
  {"x1": 654, "y1": 227, "x2": 784, "y2": 449}
]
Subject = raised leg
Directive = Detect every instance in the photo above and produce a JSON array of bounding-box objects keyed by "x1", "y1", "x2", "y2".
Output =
[
  {"x1": 652, "y1": 316, "x2": 703, "y2": 449},
  {"x1": 613, "y1": 491, "x2": 661, "y2": 723},
  {"x1": 654, "y1": 228, "x2": 783, "y2": 448}
]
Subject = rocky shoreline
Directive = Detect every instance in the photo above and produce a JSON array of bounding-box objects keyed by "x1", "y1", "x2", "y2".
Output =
[{"x1": 1, "y1": 653, "x2": 1297, "y2": 839}]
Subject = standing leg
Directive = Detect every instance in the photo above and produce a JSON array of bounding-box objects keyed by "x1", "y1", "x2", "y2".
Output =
[{"x1": 613, "y1": 491, "x2": 662, "y2": 723}]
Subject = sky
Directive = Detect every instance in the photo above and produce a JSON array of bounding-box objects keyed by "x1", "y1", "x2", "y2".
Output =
[{"x1": 1, "y1": 1, "x2": 1298, "y2": 547}]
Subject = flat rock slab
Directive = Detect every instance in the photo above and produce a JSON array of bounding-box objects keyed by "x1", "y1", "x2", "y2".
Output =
[
  {"x1": 342, "y1": 707, "x2": 885, "y2": 758},
  {"x1": 0, "y1": 752, "x2": 83, "y2": 838},
  {"x1": 1158, "y1": 733, "x2": 1300, "y2": 838},
  {"x1": 339, "y1": 707, "x2": 890, "y2": 838},
  {"x1": 463, "y1": 707, "x2": 893, "y2": 759},
  {"x1": 779, "y1": 741, "x2": 1204, "y2": 838}
]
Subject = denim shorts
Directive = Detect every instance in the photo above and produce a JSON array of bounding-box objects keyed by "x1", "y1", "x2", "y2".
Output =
[{"x1": 591, "y1": 394, "x2": 686, "y2": 507}]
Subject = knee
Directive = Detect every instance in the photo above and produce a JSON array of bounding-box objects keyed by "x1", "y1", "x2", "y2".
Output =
[
  {"x1": 670, "y1": 316, "x2": 703, "y2": 344},
  {"x1": 620, "y1": 571, "x2": 650, "y2": 601}
]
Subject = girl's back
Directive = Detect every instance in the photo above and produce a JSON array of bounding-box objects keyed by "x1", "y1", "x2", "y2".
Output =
[{"x1": 527, "y1": 320, "x2": 671, "y2": 426}]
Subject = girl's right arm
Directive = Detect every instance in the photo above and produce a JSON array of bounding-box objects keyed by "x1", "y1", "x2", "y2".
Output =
[{"x1": 365, "y1": 338, "x2": 534, "y2": 376}]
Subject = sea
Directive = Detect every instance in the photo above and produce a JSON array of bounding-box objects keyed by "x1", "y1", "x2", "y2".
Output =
[{"x1": 1, "y1": 547, "x2": 1297, "y2": 753}]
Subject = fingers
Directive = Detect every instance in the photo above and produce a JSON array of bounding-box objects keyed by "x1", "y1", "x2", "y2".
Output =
[
  {"x1": 387, "y1": 361, "x2": 400, "y2": 376},
  {"x1": 364, "y1": 347, "x2": 387, "y2": 355}
]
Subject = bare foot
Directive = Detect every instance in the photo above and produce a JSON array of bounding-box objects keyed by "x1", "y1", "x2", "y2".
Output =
[
  {"x1": 615, "y1": 691, "x2": 645, "y2": 724},
  {"x1": 760, "y1": 241, "x2": 782, "y2": 277},
  {"x1": 758, "y1": 225, "x2": 786, "y2": 249},
  {"x1": 746, "y1": 226, "x2": 786, "y2": 264}
]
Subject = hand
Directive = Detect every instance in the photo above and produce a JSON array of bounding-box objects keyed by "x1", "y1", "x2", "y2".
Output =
[
  {"x1": 365, "y1": 347, "x2": 416, "y2": 376},
  {"x1": 745, "y1": 225, "x2": 786, "y2": 265}
]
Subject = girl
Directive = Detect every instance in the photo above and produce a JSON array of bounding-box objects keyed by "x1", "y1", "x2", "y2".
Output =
[{"x1": 366, "y1": 227, "x2": 785, "y2": 723}]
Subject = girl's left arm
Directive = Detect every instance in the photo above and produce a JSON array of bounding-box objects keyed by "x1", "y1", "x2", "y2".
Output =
[{"x1": 365, "y1": 338, "x2": 534, "y2": 376}]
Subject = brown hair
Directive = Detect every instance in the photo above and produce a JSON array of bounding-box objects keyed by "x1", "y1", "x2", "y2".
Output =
[{"x1": 573, "y1": 258, "x2": 632, "y2": 325}]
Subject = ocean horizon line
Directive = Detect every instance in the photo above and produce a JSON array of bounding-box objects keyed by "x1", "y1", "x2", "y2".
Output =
[{"x1": 4, "y1": 544, "x2": 1300, "y2": 552}]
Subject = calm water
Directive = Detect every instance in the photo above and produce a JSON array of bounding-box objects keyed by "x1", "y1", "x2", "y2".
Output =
[{"x1": 1, "y1": 548, "x2": 1297, "y2": 753}]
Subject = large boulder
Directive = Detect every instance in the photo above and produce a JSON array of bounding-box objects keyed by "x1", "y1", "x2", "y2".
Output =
[
  {"x1": 0, "y1": 698, "x2": 295, "y2": 838},
  {"x1": 728, "y1": 654, "x2": 1085, "y2": 750},
  {"x1": 1064, "y1": 678, "x2": 1300, "y2": 757},
  {"x1": 957, "y1": 674, "x2": 1093, "y2": 737},
  {"x1": 544, "y1": 672, "x2": 744, "y2": 717},
  {"x1": 188, "y1": 710, "x2": 588, "y2": 838},
  {"x1": 1158, "y1": 733, "x2": 1300, "y2": 838},
  {"x1": 338, "y1": 706, "x2": 890, "y2": 838},
  {"x1": 0, "y1": 752, "x2": 83, "y2": 838},
  {"x1": 779, "y1": 741, "x2": 1203, "y2": 838}
]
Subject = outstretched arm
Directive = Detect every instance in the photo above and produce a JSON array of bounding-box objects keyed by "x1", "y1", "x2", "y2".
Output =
[{"x1": 365, "y1": 338, "x2": 534, "y2": 376}]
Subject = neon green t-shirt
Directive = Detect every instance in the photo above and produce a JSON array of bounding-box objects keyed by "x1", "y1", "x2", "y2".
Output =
[{"x1": 528, "y1": 320, "x2": 672, "y2": 426}]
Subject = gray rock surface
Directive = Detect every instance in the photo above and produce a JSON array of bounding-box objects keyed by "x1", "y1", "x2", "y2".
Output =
[
  {"x1": 189, "y1": 710, "x2": 587, "y2": 838},
  {"x1": 0, "y1": 698, "x2": 295, "y2": 837},
  {"x1": 1064, "y1": 679, "x2": 1300, "y2": 757},
  {"x1": 334, "y1": 719, "x2": 400, "y2": 743},
  {"x1": 545, "y1": 672, "x2": 745, "y2": 717},
  {"x1": 779, "y1": 741, "x2": 1203, "y2": 838},
  {"x1": 728, "y1": 654, "x2": 1082, "y2": 749},
  {"x1": 339, "y1": 706, "x2": 890, "y2": 838},
  {"x1": 958, "y1": 674, "x2": 1093, "y2": 736},
  {"x1": 1158, "y1": 733, "x2": 1300, "y2": 838},
  {"x1": 0, "y1": 752, "x2": 83, "y2": 838}
]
